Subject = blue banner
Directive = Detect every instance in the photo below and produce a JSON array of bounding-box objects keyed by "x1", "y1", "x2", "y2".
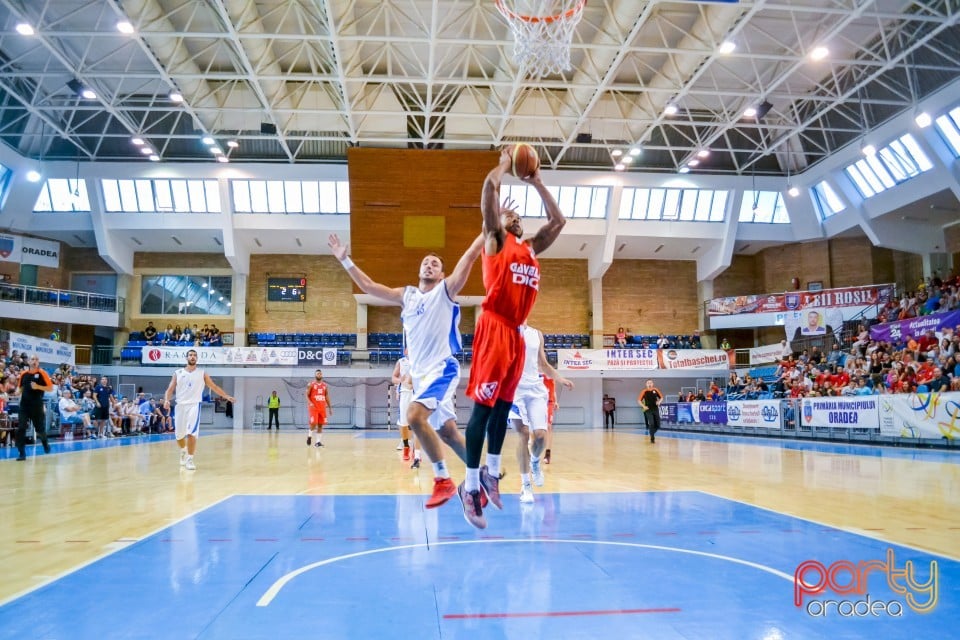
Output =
[{"x1": 696, "y1": 401, "x2": 728, "y2": 424}]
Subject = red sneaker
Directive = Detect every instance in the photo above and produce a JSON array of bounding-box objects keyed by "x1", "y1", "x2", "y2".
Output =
[
  {"x1": 457, "y1": 482, "x2": 487, "y2": 529},
  {"x1": 426, "y1": 477, "x2": 457, "y2": 509},
  {"x1": 402, "y1": 446, "x2": 411, "y2": 461}
]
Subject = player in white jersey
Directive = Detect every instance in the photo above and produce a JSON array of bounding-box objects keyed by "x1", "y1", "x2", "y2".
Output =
[
  {"x1": 329, "y1": 232, "x2": 483, "y2": 509},
  {"x1": 163, "y1": 349, "x2": 235, "y2": 471},
  {"x1": 509, "y1": 325, "x2": 573, "y2": 503},
  {"x1": 391, "y1": 353, "x2": 416, "y2": 463}
]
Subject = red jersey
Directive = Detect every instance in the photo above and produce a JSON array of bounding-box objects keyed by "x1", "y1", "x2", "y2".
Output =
[
  {"x1": 543, "y1": 377, "x2": 556, "y2": 405},
  {"x1": 307, "y1": 381, "x2": 329, "y2": 408},
  {"x1": 481, "y1": 234, "x2": 540, "y2": 327}
]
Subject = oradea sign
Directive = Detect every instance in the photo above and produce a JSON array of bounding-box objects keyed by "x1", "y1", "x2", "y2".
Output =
[{"x1": 0, "y1": 234, "x2": 60, "y2": 267}]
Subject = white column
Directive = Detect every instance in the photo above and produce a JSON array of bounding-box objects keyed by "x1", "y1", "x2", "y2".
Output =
[
  {"x1": 232, "y1": 377, "x2": 247, "y2": 431},
  {"x1": 232, "y1": 273, "x2": 247, "y2": 346},
  {"x1": 353, "y1": 384, "x2": 367, "y2": 428},
  {"x1": 356, "y1": 303, "x2": 368, "y2": 350},
  {"x1": 589, "y1": 277, "x2": 603, "y2": 349},
  {"x1": 589, "y1": 375, "x2": 605, "y2": 429}
]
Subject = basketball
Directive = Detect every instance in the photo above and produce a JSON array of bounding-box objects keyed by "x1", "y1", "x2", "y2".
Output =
[{"x1": 507, "y1": 143, "x2": 540, "y2": 178}]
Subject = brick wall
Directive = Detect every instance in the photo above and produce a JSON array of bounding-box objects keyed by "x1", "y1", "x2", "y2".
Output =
[
  {"x1": 247, "y1": 254, "x2": 355, "y2": 334},
  {"x1": 134, "y1": 253, "x2": 230, "y2": 269},
  {"x1": 712, "y1": 254, "x2": 757, "y2": 297},
  {"x1": 757, "y1": 240, "x2": 831, "y2": 292},
  {"x1": 526, "y1": 258, "x2": 591, "y2": 334},
  {"x1": 828, "y1": 237, "x2": 873, "y2": 287},
  {"x1": 602, "y1": 259, "x2": 699, "y2": 335}
]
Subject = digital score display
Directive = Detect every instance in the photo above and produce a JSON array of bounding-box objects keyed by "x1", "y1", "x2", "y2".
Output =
[{"x1": 267, "y1": 277, "x2": 307, "y2": 302}]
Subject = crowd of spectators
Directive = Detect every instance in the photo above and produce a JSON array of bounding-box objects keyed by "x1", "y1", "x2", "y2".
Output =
[
  {"x1": 0, "y1": 351, "x2": 173, "y2": 445},
  {"x1": 141, "y1": 321, "x2": 222, "y2": 346},
  {"x1": 613, "y1": 330, "x2": 703, "y2": 350}
]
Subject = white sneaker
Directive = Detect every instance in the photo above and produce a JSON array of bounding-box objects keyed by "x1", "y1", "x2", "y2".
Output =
[
  {"x1": 179, "y1": 450, "x2": 187, "y2": 466},
  {"x1": 531, "y1": 458, "x2": 544, "y2": 487},
  {"x1": 184, "y1": 457, "x2": 196, "y2": 471},
  {"x1": 520, "y1": 483, "x2": 535, "y2": 504},
  {"x1": 395, "y1": 442, "x2": 403, "y2": 451}
]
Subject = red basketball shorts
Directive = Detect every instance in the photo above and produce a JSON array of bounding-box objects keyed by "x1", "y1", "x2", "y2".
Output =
[
  {"x1": 467, "y1": 312, "x2": 524, "y2": 407},
  {"x1": 308, "y1": 406, "x2": 327, "y2": 427}
]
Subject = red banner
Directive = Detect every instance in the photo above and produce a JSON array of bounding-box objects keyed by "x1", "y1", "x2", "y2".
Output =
[{"x1": 708, "y1": 284, "x2": 894, "y2": 316}]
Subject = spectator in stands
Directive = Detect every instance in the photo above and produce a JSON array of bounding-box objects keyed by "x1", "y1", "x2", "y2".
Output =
[
  {"x1": 928, "y1": 367, "x2": 951, "y2": 392},
  {"x1": 59, "y1": 389, "x2": 94, "y2": 438},
  {"x1": 695, "y1": 388, "x2": 706, "y2": 401},
  {"x1": 143, "y1": 321, "x2": 158, "y2": 343},
  {"x1": 209, "y1": 328, "x2": 223, "y2": 346},
  {"x1": 181, "y1": 325, "x2": 193, "y2": 344},
  {"x1": 173, "y1": 325, "x2": 183, "y2": 342},
  {"x1": 162, "y1": 324, "x2": 175, "y2": 344},
  {"x1": 691, "y1": 331, "x2": 702, "y2": 349},
  {"x1": 615, "y1": 327, "x2": 627, "y2": 348},
  {"x1": 916, "y1": 329, "x2": 938, "y2": 358},
  {"x1": 720, "y1": 337, "x2": 731, "y2": 350},
  {"x1": 826, "y1": 343, "x2": 844, "y2": 367},
  {"x1": 656, "y1": 333, "x2": 669, "y2": 349}
]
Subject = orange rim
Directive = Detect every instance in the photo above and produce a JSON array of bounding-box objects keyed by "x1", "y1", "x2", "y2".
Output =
[{"x1": 495, "y1": 0, "x2": 586, "y2": 25}]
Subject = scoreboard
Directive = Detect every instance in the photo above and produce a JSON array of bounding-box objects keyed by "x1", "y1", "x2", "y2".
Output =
[{"x1": 267, "y1": 277, "x2": 306, "y2": 302}]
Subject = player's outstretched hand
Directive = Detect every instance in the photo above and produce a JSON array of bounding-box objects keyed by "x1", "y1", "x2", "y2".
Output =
[
  {"x1": 560, "y1": 377, "x2": 574, "y2": 390},
  {"x1": 328, "y1": 234, "x2": 348, "y2": 261}
]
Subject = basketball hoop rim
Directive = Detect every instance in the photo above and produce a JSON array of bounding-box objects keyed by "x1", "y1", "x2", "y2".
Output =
[{"x1": 494, "y1": 0, "x2": 586, "y2": 24}]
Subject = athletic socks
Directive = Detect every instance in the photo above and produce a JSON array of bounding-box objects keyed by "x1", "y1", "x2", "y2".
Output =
[
  {"x1": 432, "y1": 460, "x2": 449, "y2": 479},
  {"x1": 521, "y1": 472, "x2": 531, "y2": 485},
  {"x1": 465, "y1": 467, "x2": 481, "y2": 492},
  {"x1": 486, "y1": 454, "x2": 502, "y2": 478}
]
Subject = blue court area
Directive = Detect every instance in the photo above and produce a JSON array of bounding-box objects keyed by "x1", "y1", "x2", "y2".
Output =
[
  {"x1": 1, "y1": 491, "x2": 955, "y2": 639},
  {"x1": 0, "y1": 432, "x2": 176, "y2": 460}
]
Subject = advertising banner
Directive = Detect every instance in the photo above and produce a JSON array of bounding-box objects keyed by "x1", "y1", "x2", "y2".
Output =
[
  {"x1": 556, "y1": 349, "x2": 729, "y2": 371},
  {"x1": 676, "y1": 403, "x2": 695, "y2": 423},
  {"x1": 749, "y1": 343, "x2": 788, "y2": 365},
  {"x1": 9, "y1": 331, "x2": 75, "y2": 365},
  {"x1": 783, "y1": 307, "x2": 844, "y2": 342},
  {"x1": 726, "y1": 400, "x2": 781, "y2": 428},
  {"x1": 708, "y1": 284, "x2": 893, "y2": 316},
  {"x1": 0, "y1": 233, "x2": 61, "y2": 267},
  {"x1": 141, "y1": 346, "x2": 299, "y2": 366},
  {"x1": 297, "y1": 347, "x2": 339, "y2": 367},
  {"x1": 694, "y1": 401, "x2": 728, "y2": 424},
  {"x1": 659, "y1": 403, "x2": 678, "y2": 423},
  {"x1": 800, "y1": 397, "x2": 880, "y2": 430},
  {"x1": 878, "y1": 391, "x2": 960, "y2": 439},
  {"x1": 869, "y1": 309, "x2": 960, "y2": 343},
  {"x1": 0, "y1": 233, "x2": 23, "y2": 262}
]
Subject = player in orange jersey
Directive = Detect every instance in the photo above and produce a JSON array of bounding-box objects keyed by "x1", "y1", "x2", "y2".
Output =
[
  {"x1": 305, "y1": 369, "x2": 332, "y2": 447},
  {"x1": 459, "y1": 149, "x2": 566, "y2": 528},
  {"x1": 542, "y1": 376, "x2": 557, "y2": 464}
]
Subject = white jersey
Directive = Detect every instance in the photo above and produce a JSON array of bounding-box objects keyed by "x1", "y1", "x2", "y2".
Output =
[
  {"x1": 396, "y1": 357, "x2": 413, "y2": 396},
  {"x1": 518, "y1": 326, "x2": 544, "y2": 389},
  {"x1": 401, "y1": 283, "x2": 461, "y2": 379},
  {"x1": 174, "y1": 367, "x2": 205, "y2": 405}
]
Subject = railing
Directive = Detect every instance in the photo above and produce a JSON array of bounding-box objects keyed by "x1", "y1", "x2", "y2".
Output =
[{"x1": 0, "y1": 283, "x2": 123, "y2": 314}]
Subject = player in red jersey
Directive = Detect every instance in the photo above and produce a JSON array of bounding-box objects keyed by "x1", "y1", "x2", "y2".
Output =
[
  {"x1": 542, "y1": 376, "x2": 557, "y2": 464},
  {"x1": 458, "y1": 148, "x2": 566, "y2": 528},
  {"x1": 305, "y1": 369, "x2": 332, "y2": 447}
]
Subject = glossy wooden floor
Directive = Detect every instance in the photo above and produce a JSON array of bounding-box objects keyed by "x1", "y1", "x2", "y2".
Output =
[{"x1": 2, "y1": 428, "x2": 959, "y2": 604}]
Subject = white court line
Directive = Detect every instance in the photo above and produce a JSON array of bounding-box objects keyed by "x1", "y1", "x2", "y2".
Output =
[
  {"x1": 256, "y1": 538, "x2": 794, "y2": 607},
  {"x1": 696, "y1": 489, "x2": 960, "y2": 562},
  {"x1": 0, "y1": 494, "x2": 237, "y2": 608}
]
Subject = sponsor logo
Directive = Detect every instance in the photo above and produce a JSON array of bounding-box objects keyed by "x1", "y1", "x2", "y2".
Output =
[
  {"x1": 561, "y1": 351, "x2": 592, "y2": 370},
  {"x1": 795, "y1": 548, "x2": 938, "y2": 617},
  {"x1": 23, "y1": 247, "x2": 58, "y2": 258},
  {"x1": 785, "y1": 294, "x2": 800, "y2": 309},
  {"x1": 476, "y1": 381, "x2": 498, "y2": 401},
  {"x1": 803, "y1": 402, "x2": 813, "y2": 424},
  {"x1": 761, "y1": 404, "x2": 779, "y2": 422},
  {"x1": 509, "y1": 263, "x2": 540, "y2": 289},
  {"x1": 0, "y1": 237, "x2": 13, "y2": 258},
  {"x1": 727, "y1": 405, "x2": 741, "y2": 421},
  {"x1": 148, "y1": 349, "x2": 162, "y2": 362}
]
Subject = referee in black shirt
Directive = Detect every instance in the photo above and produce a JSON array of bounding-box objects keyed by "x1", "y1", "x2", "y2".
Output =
[
  {"x1": 638, "y1": 379, "x2": 663, "y2": 444},
  {"x1": 15, "y1": 354, "x2": 55, "y2": 460}
]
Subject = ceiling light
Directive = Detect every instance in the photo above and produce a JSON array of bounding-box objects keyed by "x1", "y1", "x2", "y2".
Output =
[
  {"x1": 697, "y1": 149, "x2": 709, "y2": 158},
  {"x1": 218, "y1": 296, "x2": 224, "y2": 302},
  {"x1": 149, "y1": 154, "x2": 159, "y2": 162},
  {"x1": 169, "y1": 92, "x2": 183, "y2": 103},
  {"x1": 788, "y1": 186, "x2": 800, "y2": 197},
  {"x1": 16, "y1": 23, "x2": 34, "y2": 36},
  {"x1": 140, "y1": 147, "x2": 153, "y2": 154},
  {"x1": 915, "y1": 112, "x2": 932, "y2": 128},
  {"x1": 622, "y1": 156, "x2": 634, "y2": 164},
  {"x1": 210, "y1": 147, "x2": 223, "y2": 155},
  {"x1": 131, "y1": 137, "x2": 144, "y2": 146},
  {"x1": 743, "y1": 107, "x2": 757, "y2": 118},
  {"x1": 862, "y1": 144, "x2": 877, "y2": 156},
  {"x1": 688, "y1": 159, "x2": 700, "y2": 167},
  {"x1": 664, "y1": 104, "x2": 678, "y2": 116},
  {"x1": 202, "y1": 136, "x2": 215, "y2": 145},
  {"x1": 216, "y1": 156, "x2": 229, "y2": 163},
  {"x1": 614, "y1": 163, "x2": 625, "y2": 171},
  {"x1": 611, "y1": 149, "x2": 623, "y2": 157},
  {"x1": 719, "y1": 41, "x2": 736, "y2": 54},
  {"x1": 116, "y1": 21, "x2": 134, "y2": 34},
  {"x1": 209, "y1": 289, "x2": 216, "y2": 295},
  {"x1": 26, "y1": 170, "x2": 41, "y2": 182},
  {"x1": 810, "y1": 46, "x2": 829, "y2": 61},
  {"x1": 227, "y1": 302, "x2": 232, "y2": 307},
  {"x1": 81, "y1": 88, "x2": 97, "y2": 100},
  {"x1": 679, "y1": 167, "x2": 690, "y2": 174},
  {"x1": 629, "y1": 147, "x2": 641, "y2": 156},
  {"x1": 226, "y1": 140, "x2": 239, "y2": 148}
]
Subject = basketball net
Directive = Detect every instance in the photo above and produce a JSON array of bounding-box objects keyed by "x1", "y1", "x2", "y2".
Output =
[{"x1": 495, "y1": 0, "x2": 586, "y2": 77}]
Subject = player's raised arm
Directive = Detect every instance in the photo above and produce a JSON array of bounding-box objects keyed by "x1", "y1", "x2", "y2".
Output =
[
  {"x1": 525, "y1": 170, "x2": 566, "y2": 255},
  {"x1": 444, "y1": 234, "x2": 484, "y2": 298},
  {"x1": 481, "y1": 150, "x2": 513, "y2": 256},
  {"x1": 328, "y1": 234, "x2": 404, "y2": 305}
]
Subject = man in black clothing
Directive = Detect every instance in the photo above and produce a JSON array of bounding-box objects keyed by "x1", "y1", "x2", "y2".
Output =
[
  {"x1": 143, "y1": 322, "x2": 158, "y2": 343},
  {"x1": 602, "y1": 393, "x2": 616, "y2": 429},
  {"x1": 15, "y1": 354, "x2": 55, "y2": 460},
  {"x1": 638, "y1": 379, "x2": 663, "y2": 443}
]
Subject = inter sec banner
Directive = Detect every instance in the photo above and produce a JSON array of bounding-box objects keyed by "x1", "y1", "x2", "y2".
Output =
[
  {"x1": 8, "y1": 330, "x2": 75, "y2": 365},
  {"x1": 878, "y1": 391, "x2": 960, "y2": 439},
  {"x1": 556, "y1": 348, "x2": 729, "y2": 371},
  {"x1": 141, "y1": 346, "x2": 298, "y2": 366},
  {"x1": 869, "y1": 309, "x2": 960, "y2": 343},
  {"x1": 800, "y1": 397, "x2": 880, "y2": 430},
  {"x1": 726, "y1": 400, "x2": 781, "y2": 428}
]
